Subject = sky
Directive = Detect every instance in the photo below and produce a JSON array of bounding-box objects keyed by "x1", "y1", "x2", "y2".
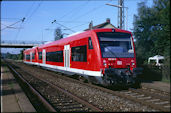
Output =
[{"x1": 1, "y1": 0, "x2": 153, "y2": 54}]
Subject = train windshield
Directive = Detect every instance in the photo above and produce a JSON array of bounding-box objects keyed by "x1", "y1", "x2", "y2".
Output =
[{"x1": 97, "y1": 32, "x2": 134, "y2": 58}]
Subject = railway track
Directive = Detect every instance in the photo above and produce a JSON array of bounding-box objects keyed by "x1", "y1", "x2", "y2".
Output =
[
  {"x1": 120, "y1": 88, "x2": 170, "y2": 111},
  {"x1": 6, "y1": 60, "x2": 170, "y2": 112},
  {"x1": 4, "y1": 60, "x2": 102, "y2": 112},
  {"x1": 80, "y1": 81, "x2": 170, "y2": 112}
]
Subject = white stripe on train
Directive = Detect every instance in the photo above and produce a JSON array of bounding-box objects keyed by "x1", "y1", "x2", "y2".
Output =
[{"x1": 24, "y1": 61, "x2": 102, "y2": 77}]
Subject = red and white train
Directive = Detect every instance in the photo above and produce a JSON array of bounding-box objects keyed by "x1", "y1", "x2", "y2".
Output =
[{"x1": 23, "y1": 28, "x2": 141, "y2": 86}]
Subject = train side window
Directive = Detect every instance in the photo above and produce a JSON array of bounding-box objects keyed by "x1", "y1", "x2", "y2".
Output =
[
  {"x1": 38, "y1": 52, "x2": 42, "y2": 60},
  {"x1": 56, "y1": 51, "x2": 63, "y2": 62},
  {"x1": 88, "y1": 37, "x2": 93, "y2": 49},
  {"x1": 46, "y1": 51, "x2": 63, "y2": 62},
  {"x1": 32, "y1": 53, "x2": 35, "y2": 59},
  {"x1": 26, "y1": 54, "x2": 30, "y2": 60},
  {"x1": 72, "y1": 45, "x2": 87, "y2": 62}
]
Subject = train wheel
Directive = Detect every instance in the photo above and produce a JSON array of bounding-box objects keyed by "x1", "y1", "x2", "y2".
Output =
[{"x1": 78, "y1": 76, "x2": 89, "y2": 83}]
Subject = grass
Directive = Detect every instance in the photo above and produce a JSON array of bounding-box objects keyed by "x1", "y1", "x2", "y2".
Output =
[{"x1": 162, "y1": 77, "x2": 170, "y2": 83}]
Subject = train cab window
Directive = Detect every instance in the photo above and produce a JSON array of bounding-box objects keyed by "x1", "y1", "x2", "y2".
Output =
[
  {"x1": 46, "y1": 51, "x2": 63, "y2": 62},
  {"x1": 71, "y1": 45, "x2": 87, "y2": 62},
  {"x1": 97, "y1": 32, "x2": 134, "y2": 58},
  {"x1": 38, "y1": 52, "x2": 42, "y2": 60},
  {"x1": 88, "y1": 37, "x2": 93, "y2": 49},
  {"x1": 32, "y1": 53, "x2": 35, "y2": 59}
]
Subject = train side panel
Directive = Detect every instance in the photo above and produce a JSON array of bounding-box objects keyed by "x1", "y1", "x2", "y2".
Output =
[{"x1": 23, "y1": 28, "x2": 141, "y2": 86}]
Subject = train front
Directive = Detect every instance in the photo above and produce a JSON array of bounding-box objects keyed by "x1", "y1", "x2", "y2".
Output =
[{"x1": 96, "y1": 29, "x2": 141, "y2": 86}]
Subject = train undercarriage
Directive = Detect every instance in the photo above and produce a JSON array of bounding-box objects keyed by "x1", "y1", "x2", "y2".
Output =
[{"x1": 84, "y1": 68, "x2": 143, "y2": 88}]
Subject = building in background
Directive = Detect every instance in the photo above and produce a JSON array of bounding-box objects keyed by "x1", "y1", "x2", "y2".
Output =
[{"x1": 85, "y1": 18, "x2": 116, "y2": 31}]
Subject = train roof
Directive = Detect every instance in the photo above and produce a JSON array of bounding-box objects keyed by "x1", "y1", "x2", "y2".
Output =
[
  {"x1": 24, "y1": 28, "x2": 132, "y2": 51},
  {"x1": 24, "y1": 46, "x2": 38, "y2": 53}
]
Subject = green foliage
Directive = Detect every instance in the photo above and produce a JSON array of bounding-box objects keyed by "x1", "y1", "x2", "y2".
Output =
[
  {"x1": 133, "y1": 0, "x2": 170, "y2": 63},
  {"x1": 133, "y1": 0, "x2": 170, "y2": 80},
  {"x1": 4, "y1": 49, "x2": 25, "y2": 60}
]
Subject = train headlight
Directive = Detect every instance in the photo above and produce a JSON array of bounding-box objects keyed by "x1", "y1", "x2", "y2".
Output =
[
  {"x1": 112, "y1": 29, "x2": 115, "y2": 32},
  {"x1": 103, "y1": 60, "x2": 107, "y2": 67},
  {"x1": 132, "y1": 62, "x2": 135, "y2": 66}
]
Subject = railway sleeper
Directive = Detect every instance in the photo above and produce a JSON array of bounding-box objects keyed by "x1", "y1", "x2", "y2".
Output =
[
  {"x1": 146, "y1": 99, "x2": 160, "y2": 102},
  {"x1": 137, "y1": 96, "x2": 151, "y2": 100},
  {"x1": 51, "y1": 99, "x2": 73, "y2": 104},
  {"x1": 56, "y1": 103, "x2": 81, "y2": 107},
  {"x1": 155, "y1": 101, "x2": 169, "y2": 105},
  {"x1": 59, "y1": 106, "x2": 87, "y2": 111},
  {"x1": 131, "y1": 94, "x2": 144, "y2": 98},
  {"x1": 164, "y1": 105, "x2": 171, "y2": 108},
  {"x1": 61, "y1": 107, "x2": 90, "y2": 112},
  {"x1": 60, "y1": 104, "x2": 84, "y2": 109},
  {"x1": 125, "y1": 92, "x2": 138, "y2": 96}
]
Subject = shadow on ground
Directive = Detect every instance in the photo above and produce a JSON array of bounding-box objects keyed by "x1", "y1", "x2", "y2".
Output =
[{"x1": 138, "y1": 65, "x2": 163, "y2": 83}]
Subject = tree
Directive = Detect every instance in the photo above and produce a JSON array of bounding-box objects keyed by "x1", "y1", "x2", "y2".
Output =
[
  {"x1": 18, "y1": 49, "x2": 25, "y2": 60},
  {"x1": 133, "y1": 0, "x2": 170, "y2": 65},
  {"x1": 133, "y1": 2, "x2": 155, "y2": 64},
  {"x1": 133, "y1": 0, "x2": 170, "y2": 80},
  {"x1": 54, "y1": 27, "x2": 63, "y2": 41}
]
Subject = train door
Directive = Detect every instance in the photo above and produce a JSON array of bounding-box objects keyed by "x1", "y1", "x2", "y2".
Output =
[
  {"x1": 64, "y1": 45, "x2": 70, "y2": 70},
  {"x1": 42, "y1": 49, "x2": 46, "y2": 64},
  {"x1": 30, "y1": 52, "x2": 32, "y2": 62}
]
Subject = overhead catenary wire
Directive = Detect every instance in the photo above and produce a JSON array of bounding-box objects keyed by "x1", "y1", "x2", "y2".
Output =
[
  {"x1": 57, "y1": 1, "x2": 90, "y2": 21},
  {"x1": 67, "y1": 0, "x2": 90, "y2": 20},
  {"x1": 24, "y1": 1, "x2": 36, "y2": 19},
  {"x1": 1, "y1": 18, "x2": 25, "y2": 31},
  {"x1": 1, "y1": 2, "x2": 35, "y2": 33},
  {"x1": 70, "y1": 0, "x2": 112, "y2": 21},
  {"x1": 15, "y1": 22, "x2": 24, "y2": 40},
  {"x1": 1, "y1": 23, "x2": 9, "y2": 27},
  {"x1": 0, "y1": 18, "x2": 21, "y2": 20},
  {"x1": 15, "y1": 1, "x2": 43, "y2": 41},
  {"x1": 1, "y1": 1, "x2": 35, "y2": 31},
  {"x1": 70, "y1": 23, "x2": 89, "y2": 29},
  {"x1": 51, "y1": 1, "x2": 112, "y2": 33},
  {"x1": 1, "y1": 23, "x2": 23, "y2": 29},
  {"x1": 1, "y1": 19, "x2": 21, "y2": 31},
  {"x1": 47, "y1": 20, "x2": 89, "y2": 23},
  {"x1": 25, "y1": 1, "x2": 42, "y2": 22},
  {"x1": 52, "y1": 20, "x2": 76, "y2": 33},
  {"x1": 49, "y1": 0, "x2": 90, "y2": 34}
]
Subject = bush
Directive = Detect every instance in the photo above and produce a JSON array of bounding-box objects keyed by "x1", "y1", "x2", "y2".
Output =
[{"x1": 162, "y1": 56, "x2": 170, "y2": 81}]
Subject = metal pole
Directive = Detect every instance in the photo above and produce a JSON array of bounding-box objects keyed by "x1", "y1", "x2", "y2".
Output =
[
  {"x1": 126, "y1": 8, "x2": 128, "y2": 30},
  {"x1": 117, "y1": 1, "x2": 119, "y2": 28},
  {"x1": 106, "y1": 1, "x2": 127, "y2": 30},
  {"x1": 119, "y1": 0, "x2": 122, "y2": 29},
  {"x1": 119, "y1": 0, "x2": 124, "y2": 29}
]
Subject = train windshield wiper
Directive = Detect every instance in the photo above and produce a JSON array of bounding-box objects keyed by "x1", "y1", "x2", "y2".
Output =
[{"x1": 100, "y1": 44, "x2": 121, "y2": 60}]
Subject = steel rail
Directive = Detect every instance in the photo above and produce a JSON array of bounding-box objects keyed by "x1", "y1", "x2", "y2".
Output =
[
  {"x1": 48, "y1": 67, "x2": 170, "y2": 112},
  {"x1": 129, "y1": 88, "x2": 170, "y2": 101},
  {"x1": 6, "y1": 60, "x2": 102, "y2": 112},
  {"x1": 7, "y1": 60, "x2": 170, "y2": 112},
  {"x1": 5, "y1": 61, "x2": 56, "y2": 112},
  {"x1": 80, "y1": 81, "x2": 170, "y2": 112},
  {"x1": 33, "y1": 76, "x2": 103, "y2": 112}
]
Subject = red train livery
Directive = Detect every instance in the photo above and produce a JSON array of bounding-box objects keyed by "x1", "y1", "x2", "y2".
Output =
[{"x1": 23, "y1": 28, "x2": 141, "y2": 86}]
